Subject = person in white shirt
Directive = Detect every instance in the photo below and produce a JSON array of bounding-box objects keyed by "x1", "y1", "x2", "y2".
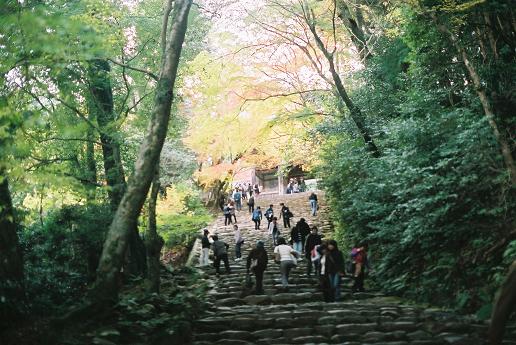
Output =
[{"x1": 274, "y1": 237, "x2": 300, "y2": 291}]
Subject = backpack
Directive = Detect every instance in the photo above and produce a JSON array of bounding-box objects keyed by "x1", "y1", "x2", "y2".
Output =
[
  {"x1": 286, "y1": 210, "x2": 293, "y2": 218},
  {"x1": 265, "y1": 208, "x2": 273, "y2": 217},
  {"x1": 252, "y1": 210, "x2": 260, "y2": 220}
]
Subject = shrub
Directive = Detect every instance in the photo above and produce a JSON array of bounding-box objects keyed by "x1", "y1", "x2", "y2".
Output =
[{"x1": 19, "y1": 204, "x2": 112, "y2": 313}]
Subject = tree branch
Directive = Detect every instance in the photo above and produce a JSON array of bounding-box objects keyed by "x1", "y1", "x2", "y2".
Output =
[
  {"x1": 161, "y1": 0, "x2": 174, "y2": 56},
  {"x1": 107, "y1": 58, "x2": 159, "y2": 81}
]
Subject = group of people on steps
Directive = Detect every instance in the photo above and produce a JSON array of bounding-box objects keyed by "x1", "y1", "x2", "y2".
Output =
[{"x1": 202, "y1": 193, "x2": 369, "y2": 302}]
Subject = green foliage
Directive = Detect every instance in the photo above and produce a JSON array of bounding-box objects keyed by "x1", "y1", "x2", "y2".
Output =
[
  {"x1": 318, "y1": 0, "x2": 516, "y2": 313},
  {"x1": 20, "y1": 204, "x2": 112, "y2": 313},
  {"x1": 58, "y1": 267, "x2": 208, "y2": 344},
  {"x1": 156, "y1": 184, "x2": 212, "y2": 249},
  {"x1": 158, "y1": 214, "x2": 212, "y2": 249},
  {"x1": 321, "y1": 100, "x2": 514, "y2": 311}
]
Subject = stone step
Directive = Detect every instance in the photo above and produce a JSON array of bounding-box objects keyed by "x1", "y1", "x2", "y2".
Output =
[{"x1": 189, "y1": 192, "x2": 490, "y2": 345}]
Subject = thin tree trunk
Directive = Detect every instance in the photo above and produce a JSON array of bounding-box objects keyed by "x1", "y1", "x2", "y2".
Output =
[
  {"x1": 434, "y1": 19, "x2": 516, "y2": 186},
  {"x1": 336, "y1": 0, "x2": 372, "y2": 63},
  {"x1": 145, "y1": 164, "x2": 164, "y2": 294},
  {"x1": 85, "y1": 114, "x2": 97, "y2": 203},
  {"x1": 89, "y1": 0, "x2": 192, "y2": 304},
  {"x1": 305, "y1": 5, "x2": 380, "y2": 157},
  {"x1": 483, "y1": 13, "x2": 499, "y2": 60},
  {"x1": 489, "y1": 260, "x2": 516, "y2": 345},
  {"x1": 0, "y1": 172, "x2": 25, "y2": 326},
  {"x1": 85, "y1": 130, "x2": 97, "y2": 185}
]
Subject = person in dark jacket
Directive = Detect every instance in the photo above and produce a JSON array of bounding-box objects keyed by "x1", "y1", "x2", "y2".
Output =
[
  {"x1": 200, "y1": 229, "x2": 211, "y2": 267},
  {"x1": 248, "y1": 195, "x2": 255, "y2": 213},
  {"x1": 309, "y1": 192, "x2": 318, "y2": 216},
  {"x1": 246, "y1": 241, "x2": 268, "y2": 294},
  {"x1": 321, "y1": 240, "x2": 345, "y2": 301},
  {"x1": 211, "y1": 235, "x2": 231, "y2": 275},
  {"x1": 264, "y1": 204, "x2": 274, "y2": 227},
  {"x1": 279, "y1": 203, "x2": 292, "y2": 228},
  {"x1": 290, "y1": 225, "x2": 303, "y2": 254},
  {"x1": 218, "y1": 195, "x2": 226, "y2": 211},
  {"x1": 296, "y1": 218, "x2": 311, "y2": 252},
  {"x1": 304, "y1": 226, "x2": 322, "y2": 276}
]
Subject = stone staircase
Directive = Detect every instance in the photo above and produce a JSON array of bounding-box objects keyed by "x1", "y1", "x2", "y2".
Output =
[{"x1": 189, "y1": 192, "x2": 493, "y2": 345}]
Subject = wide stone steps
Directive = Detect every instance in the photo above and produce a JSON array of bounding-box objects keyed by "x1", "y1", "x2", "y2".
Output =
[
  {"x1": 193, "y1": 300, "x2": 488, "y2": 344},
  {"x1": 188, "y1": 192, "x2": 495, "y2": 345}
]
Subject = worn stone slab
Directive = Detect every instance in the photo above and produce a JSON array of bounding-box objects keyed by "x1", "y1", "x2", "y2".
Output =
[
  {"x1": 252, "y1": 329, "x2": 283, "y2": 339},
  {"x1": 291, "y1": 335, "x2": 328, "y2": 343},
  {"x1": 219, "y1": 330, "x2": 252, "y2": 340},
  {"x1": 243, "y1": 294, "x2": 271, "y2": 305},
  {"x1": 336, "y1": 323, "x2": 377, "y2": 334}
]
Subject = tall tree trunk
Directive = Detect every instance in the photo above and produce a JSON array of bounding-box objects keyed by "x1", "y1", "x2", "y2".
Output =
[
  {"x1": 87, "y1": 59, "x2": 147, "y2": 277},
  {"x1": 89, "y1": 0, "x2": 192, "y2": 303},
  {"x1": 0, "y1": 172, "x2": 24, "y2": 327},
  {"x1": 434, "y1": 19, "x2": 516, "y2": 186},
  {"x1": 85, "y1": 113, "x2": 97, "y2": 203},
  {"x1": 145, "y1": 164, "x2": 164, "y2": 294},
  {"x1": 305, "y1": 4, "x2": 380, "y2": 157},
  {"x1": 87, "y1": 59, "x2": 126, "y2": 208},
  {"x1": 336, "y1": 0, "x2": 372, "y2": 63},
  {"x1": 489, "y1": 260, "x2": 516, "y2": 345}
]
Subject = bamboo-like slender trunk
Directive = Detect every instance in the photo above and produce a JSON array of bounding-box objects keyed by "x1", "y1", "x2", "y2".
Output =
[{"x1": 145, "y1": 165, "x2": 164, "y2": 294}]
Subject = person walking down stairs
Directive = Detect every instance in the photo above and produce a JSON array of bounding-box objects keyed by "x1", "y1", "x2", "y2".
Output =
[
  {"x1": 234, "y1": 225, "x2": 244, "y2": 261},
  {"x1": 247, "y1": 194, "x2": 255, "y2": 213},
  {"x1": 268, "y1": 217, "x2": 280, "y2": 246},
  {"x1": 233, "y1": 189, "x2": 242, "y2": 211},
  {"x1": 211, "y1": 235, "x2": 231, "y2": 275},
  {"x1": 223, "y1": 203, "x2": 232, "y2": 226},
  {"x1": 352, "y1": 242, "x2": 369, "y2": 293},
  {"x1": 274, "y1": 237, "x2": 300, "y2": 292},
  {"x1": 200, "y1": 229, "x2": 211, "y2": 267},
  {"x1": 279, "y1": 203, "x2": 292, "y2": 228},
  {"x1": 265, "y1": 204, "x2": 274, "y2": 227},
  {"x1": 305, "y1": 226, "x2": 322, "y2": 276},
  {"x1": 290, "y1": 225, "x2": 303, "y2": 254},
  {"x1": 251, "y1": 206, "x2": 262, "y2": 230},
  {"x1": 321, "y1": 240, "x2": 345, "y2": 302},
  {"x1": 309, "y1": 192, "x2": 318, "y2": 216},
  {"x1": 246, "y1": 240, "x2": 268, "y2": 295},
  {"x1": 296, "y1": 218, "x2": 311, "y2": 253}
]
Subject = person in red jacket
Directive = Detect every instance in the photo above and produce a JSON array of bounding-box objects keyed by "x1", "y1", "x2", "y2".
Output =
[{"x1": 352, "y1": 242, "x2": 369, "y2": 293}]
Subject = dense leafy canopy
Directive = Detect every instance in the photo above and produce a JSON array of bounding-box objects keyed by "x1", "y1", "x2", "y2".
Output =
[{"x1": 0, "y1": 0, "x2": 515, "y2": 342}]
